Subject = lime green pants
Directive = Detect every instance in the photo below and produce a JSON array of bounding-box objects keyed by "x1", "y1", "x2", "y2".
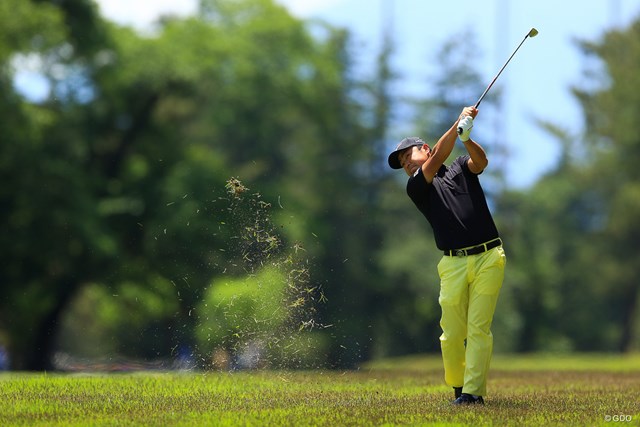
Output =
[{"x1": 437, "y1": 245, "x2": 506, "y2": 397}]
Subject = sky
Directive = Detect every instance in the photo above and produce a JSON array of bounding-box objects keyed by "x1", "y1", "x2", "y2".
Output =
[{"x1": 48, "y1": 0, "x2": 640, "y2": 187}]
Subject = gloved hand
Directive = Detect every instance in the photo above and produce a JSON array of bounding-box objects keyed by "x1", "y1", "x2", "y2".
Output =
[{"x1": 457, "y1": 116, "x2": 473, "y2": 142}]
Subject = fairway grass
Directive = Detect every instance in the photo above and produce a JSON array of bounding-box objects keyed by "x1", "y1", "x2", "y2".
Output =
[{"x1": 1, "y1": 354, "x2": 638, "y2": 426}]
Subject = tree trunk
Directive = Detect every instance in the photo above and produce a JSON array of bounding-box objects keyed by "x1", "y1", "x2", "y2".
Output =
[
  {"x1": 22, "y1": 282, "x2": 79, "y2": 371},
  {"x1": 620, "y1": 284, "x2": 639, "y2": 352}
]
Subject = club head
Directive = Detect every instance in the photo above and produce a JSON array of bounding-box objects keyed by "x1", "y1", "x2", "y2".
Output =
[{"x1": 528, "y1": 28, "x2": 539, "y2": 38}]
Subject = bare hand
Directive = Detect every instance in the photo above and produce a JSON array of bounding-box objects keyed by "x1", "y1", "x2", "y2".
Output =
[{"x1": 460, "y1": 106, "x2": 478, "y2": 119}]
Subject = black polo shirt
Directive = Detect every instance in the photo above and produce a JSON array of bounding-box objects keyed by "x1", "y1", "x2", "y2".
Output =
[{"x1": 406, "y1": 155, "x2": 499, "y2": 251}]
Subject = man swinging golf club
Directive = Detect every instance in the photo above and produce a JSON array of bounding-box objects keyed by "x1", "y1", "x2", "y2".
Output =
[
  {"x1": 387, "y1": 106, "x2": 505, "y2": 405},
  {"x1": 388, "y1": 27, "x2": 537, "y2": 405}
]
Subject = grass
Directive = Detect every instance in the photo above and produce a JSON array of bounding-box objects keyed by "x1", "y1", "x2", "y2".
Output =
[{"x1": 1, "y1": 354, "x2": 639, "y2": 426}]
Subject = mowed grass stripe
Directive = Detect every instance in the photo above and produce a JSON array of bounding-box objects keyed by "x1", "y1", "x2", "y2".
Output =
[{"x1": 1, "y1": 354, "x2": 639, "y2": 426}]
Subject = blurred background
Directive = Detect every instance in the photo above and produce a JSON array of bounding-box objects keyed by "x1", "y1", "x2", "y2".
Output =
[{"x1": 1, "y1": 0, "x2": 640, "y2": 371}]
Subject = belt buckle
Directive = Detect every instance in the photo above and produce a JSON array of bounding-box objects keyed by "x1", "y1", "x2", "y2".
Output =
[{"x1": 455, "y1": 249, "x2": 465, "y2": 258}]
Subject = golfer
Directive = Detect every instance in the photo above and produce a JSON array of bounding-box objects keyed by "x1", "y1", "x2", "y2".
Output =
[{"x1": 387, "y1": 107, "x2": 506, "y2": 405}]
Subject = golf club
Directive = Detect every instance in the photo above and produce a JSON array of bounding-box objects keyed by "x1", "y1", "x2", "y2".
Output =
[{"x1": 458, "y1": 27, "x2": 538, "y2": 135}]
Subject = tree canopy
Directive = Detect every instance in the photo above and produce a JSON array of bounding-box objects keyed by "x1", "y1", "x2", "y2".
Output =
[{"x1": 1, "y1": 0, "x2": 639, "y2": 370}]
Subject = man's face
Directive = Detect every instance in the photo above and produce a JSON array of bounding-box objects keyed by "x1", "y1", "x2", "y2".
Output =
[{"x1": 399, "y1": 145, "x2": 431, "y2": 176}]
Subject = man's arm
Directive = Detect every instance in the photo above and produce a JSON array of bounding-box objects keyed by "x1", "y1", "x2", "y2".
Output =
[
  {"x1": 463, "y1": 138, "x2": 488, "y2": 174},
  {"x1": 421, "y1": 122, "x2": 459, "y2": 183},
  {"x1": 421, "y1": 107, "x2": 475, "y2": 183}
]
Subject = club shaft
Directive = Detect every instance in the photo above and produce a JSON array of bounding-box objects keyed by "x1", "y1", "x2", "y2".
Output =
[{"x1": 475, "y1": 33, "x2": 531, "y2": 108}]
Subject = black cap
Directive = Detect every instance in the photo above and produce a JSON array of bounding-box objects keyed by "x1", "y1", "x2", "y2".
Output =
[{"x1": 388, "y1": 137, "x2": 425, "y2": 169}]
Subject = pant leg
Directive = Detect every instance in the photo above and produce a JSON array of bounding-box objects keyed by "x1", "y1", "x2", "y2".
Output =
[
  {"x1": 463, "y1": 246, "x2": 506, "y2": 396},
  {"x1": 437, "y1": 255, "x2": 470, "y2": 389}
]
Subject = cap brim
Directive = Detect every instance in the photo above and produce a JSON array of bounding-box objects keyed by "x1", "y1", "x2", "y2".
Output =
[{"x1": 388, "y1": 151, "x2": 403, "y2": 169}]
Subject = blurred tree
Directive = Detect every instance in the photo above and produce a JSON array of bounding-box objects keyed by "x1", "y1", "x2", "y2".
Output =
[
  {"x1": 57, "y1": 278, "x2": 179, "y2": 360},
  {"x1": 268, "y1": 21, "x2": 403, "y2": 367},
  {"x1": 6, "y1": 0, "x2": 639, "y2": 372},
  {"x1": 496, "y1": 166, "x2": 607, "y2": 352},
  {"x1": 0, "y1": 0, "x2": 111, "y2": 370},
  {"x1": 196, "y1": 267, "x2": 289, "y2": 364},
  {"x1": 181, "y1": 0, "x2": 400, "y2": 367},
  {"x1": 0, "y1": 0, "x2": 391, "y2": 369},
  {"x1": 494, "y1": 18, "x2": 640, "y2": 353},
  {"x1": 412, "y1": 31, "x2": 488, "y2": 143},
  {"x1": 188, "y1": 0, "x2": 390, "y2": 367},
  {"x1": 0, "y1": 0, "x2": 266, "y2": 369},
  {"x1": 571, "y1": 19, "x2": 640, "y2": 351}
]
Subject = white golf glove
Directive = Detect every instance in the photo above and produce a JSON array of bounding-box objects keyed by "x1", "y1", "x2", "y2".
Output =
[{"x1": 457, "y1": 116, "x2": 473, "y2": 142}]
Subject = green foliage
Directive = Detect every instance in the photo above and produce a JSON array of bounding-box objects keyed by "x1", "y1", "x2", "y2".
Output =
[
  {"x1": 412, "y1": 30, "x2": 488, "y2": 145},
  {"x1": 3, "y1": 0, "x2": 640, "y2": 372},
  {"x1": 0, "y1": 0, "x2": 66, "y2": 61},
  {"x1": 57, "y1": 279, "x2": 179, "y2": 359},
  {"x1": 496, "y1": 18, "x2": 640, "y2": 353},
  {"x1": 0, "y1": 0, "x2": 346, "y2": 369},
  {"x1": 194, "y1": 241, "x2": 328, "y2": 369},
  {"x1": 196, "y1": 266, "x2": 289, "y2": 355}
]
